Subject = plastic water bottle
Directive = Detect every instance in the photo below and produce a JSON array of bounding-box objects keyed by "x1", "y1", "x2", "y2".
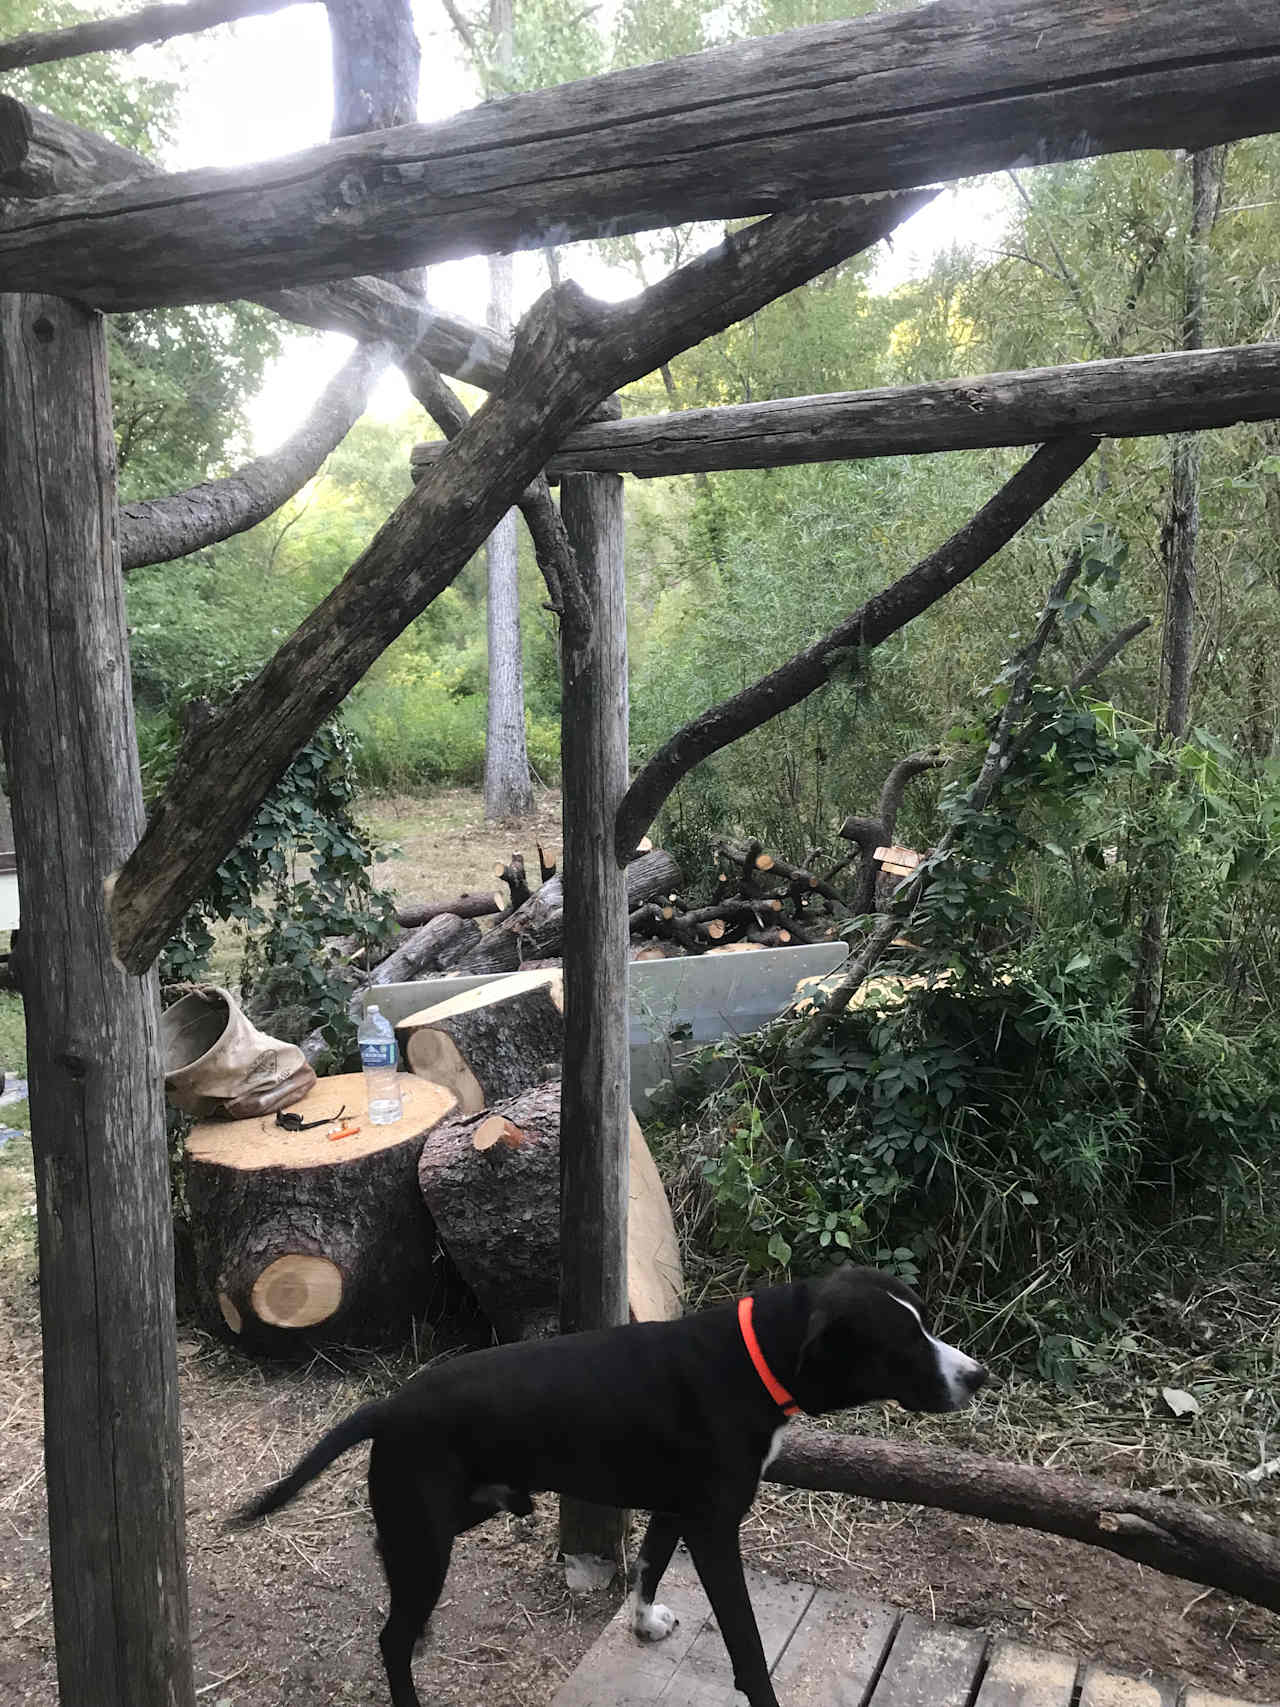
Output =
[{"x1": 358, "y1": 1004, "x2": 403, "y2": 1125}]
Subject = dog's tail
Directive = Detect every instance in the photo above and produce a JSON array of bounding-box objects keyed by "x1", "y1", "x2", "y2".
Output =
[{"x1": 231, "y1": 1401, "x2": 386, "y2": 1526}]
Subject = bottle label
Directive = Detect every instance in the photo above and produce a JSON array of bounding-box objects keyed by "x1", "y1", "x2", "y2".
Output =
[{"x1": 360, "y1": 1041, "x2": 397, "y2": 1070}]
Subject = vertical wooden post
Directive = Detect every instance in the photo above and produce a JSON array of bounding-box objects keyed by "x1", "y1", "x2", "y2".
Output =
[
  {"x1": 557, "y1": 470, "x2": 630, "y2": 1583},
  {"x1": 0, "y1": 294, "x2": 195, "y2": 1707}
]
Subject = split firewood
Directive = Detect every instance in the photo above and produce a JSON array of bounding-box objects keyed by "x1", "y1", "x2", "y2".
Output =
[
  {"x1": 398, "y1": 967, "x2": 564, "y2": 1111},
  {"x1": 714, "y1": 839, "x2": 846, "y2": 909},
  {"x1": 417, "y1": 1080, "x2": 682, "y2": 1341},
  {"x1": 494, "y1": 853, "x2": 532, "y2": 910},
  {"x1": 395, "y1": 892, "x2": 503, "y2": 928},
  {"x1": 451, "y1": 848, "x2": 682, "y2": 975},
  {"x1": 186, "y1": 1071, "x2": 457, "y2": 1351}
]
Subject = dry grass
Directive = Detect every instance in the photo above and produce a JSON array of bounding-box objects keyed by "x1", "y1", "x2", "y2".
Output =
[{"x1": 361, "y1": 788, "x2": 563, "y2": 913}]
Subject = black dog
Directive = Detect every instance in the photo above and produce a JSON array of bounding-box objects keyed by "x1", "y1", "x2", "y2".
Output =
[{"x1": 235, "y1": 1264, "x2": 985, "y2": 1707}]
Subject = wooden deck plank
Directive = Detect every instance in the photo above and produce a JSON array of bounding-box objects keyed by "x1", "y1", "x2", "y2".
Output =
[
  {"x1": 662, "y1": 1565, "x2": 813, "y2": 1706},
  {"x1": 769, "y1": 1586, "x2": 899, "y2": 1706},
  {"x1": 1079, "y1": 1661, "x2": 1180, "y2": 1707},
  {"x1": 869, "y1": 1612, "x2": 989, "y2": 1707},
  {"x1": 550, "y1": 1555, "x2": 812, "y2": 1707},
  {"x1": 976, "y1": 1639, "x2": 1078, "y2": 1707}
]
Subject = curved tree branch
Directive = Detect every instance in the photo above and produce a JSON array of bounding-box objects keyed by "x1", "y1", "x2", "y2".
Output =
[
  {"x1": 118, "y1": 338, "x2": 393, "y2": 570},
  {"x1": 0, "y1": 0, "x2": 305, "y2": 73},
  {"x1": 615, "y1": 434, "x2": 1099, "y2": 861}
]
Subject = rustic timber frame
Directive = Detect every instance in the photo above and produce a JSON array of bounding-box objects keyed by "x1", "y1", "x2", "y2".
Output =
[{"x1": 3, "y1": 0, "x2": 1280, "y2": 1700}]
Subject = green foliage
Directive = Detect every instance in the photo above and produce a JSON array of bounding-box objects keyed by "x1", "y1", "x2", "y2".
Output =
[
  {"x1": 157, "y1": 713, "x2": 398, "y2": 1060},
  {"x1": 680, "y1": 617, "x2": 1280, "y2": 1364}
]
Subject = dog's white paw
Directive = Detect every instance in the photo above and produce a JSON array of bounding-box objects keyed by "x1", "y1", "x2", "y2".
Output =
[{"x1": 633, "y1": 1600, "x2": 678, "y2": 1642}]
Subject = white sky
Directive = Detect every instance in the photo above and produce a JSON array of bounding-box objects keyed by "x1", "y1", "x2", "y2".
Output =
[{"x1": 130, "y1": 2, "x2": 1011, "y2": 453}]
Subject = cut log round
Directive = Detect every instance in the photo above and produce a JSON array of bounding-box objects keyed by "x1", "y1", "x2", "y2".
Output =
[
  {"x1": 399, "y1": 967, "x2": 565, "y2": 1110},
  {"x1": 417, "y1": 1079, "x2": 682, "y2": 1340},
  {"x1": 186, "y1": 1071, "x2": 457, "y2": 1351}
]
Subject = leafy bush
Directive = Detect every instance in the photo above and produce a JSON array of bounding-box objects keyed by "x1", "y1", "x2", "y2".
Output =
[{"x1": 675, "y1": 659, "x2": 1280, "y2": 1362}]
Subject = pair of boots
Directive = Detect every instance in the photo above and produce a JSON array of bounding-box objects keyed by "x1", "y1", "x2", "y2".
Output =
[{"x1": 162, "y1": 986, "x2": 315, "y2": 1120}]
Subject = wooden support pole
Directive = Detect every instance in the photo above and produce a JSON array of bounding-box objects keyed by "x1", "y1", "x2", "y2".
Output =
[
  {"x1": 557, "y1": 470, "x2": 630, "y2": 1582},
  {"x1": 0, "y1": 294, "x2": 195, "y2": 1707}
]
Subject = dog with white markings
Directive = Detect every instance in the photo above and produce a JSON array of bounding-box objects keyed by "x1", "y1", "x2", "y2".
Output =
[{"x1": 234, "y1": 1263, "x2": 985, "y2": 1707}]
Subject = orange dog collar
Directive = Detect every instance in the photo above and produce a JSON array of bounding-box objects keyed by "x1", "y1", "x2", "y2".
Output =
[{"x1": 737, "y1": 1295, "x2": 801, "y2": 1417}]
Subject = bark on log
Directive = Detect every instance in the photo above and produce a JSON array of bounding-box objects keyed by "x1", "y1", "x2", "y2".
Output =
[
  {"x1": 108, "y1": 192, "x2": 925, "y2": 974},
  {"x1": 416, "y1": 1081, "x2": 681, "y2": 1342},
  {"x1": 0, "y1": 95, "x2": 159, "y2": 199},
  {"x1": 0, "y1": 293, "x2": 195, "y2": 1707},
  {"x1": 4, "y1": 0, "x2": 1280, "y2": 305},
  {"x1": 615, "y1": 435, "x2": 1098, "y2": 861},
  {"x1": 395, "y1": 891, "x2": 502, "y2": 927},
  {"x1": 450, "y1": 849, "x2": 682, "y2": 975},
  {"x1": 0, "y1": 0, "x2": 304, "y2": 72},
  {"x1": 400, "y1": 967, "x2": 565, "y2": 1110},
  {"x1": 768, "y1": 1429, "x2": 1280, "y2": 1617},
  {"x1": 186, "y1": 1071, "x2": 457, "y2": 1351},
  {"x1": 119, "y1": 338, "x2": 393, "y2": 569},
  {"x1": 527, "y1": 343, "x2": 1280, "y2": 478}
]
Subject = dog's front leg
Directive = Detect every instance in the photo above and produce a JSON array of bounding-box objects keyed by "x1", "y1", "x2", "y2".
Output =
[
  {"x1": 684, "y1": 1519, "x2": 780, "y2": 1707},
  {"x1": 630, "y1": 1512, "x2": 682, "y2": 1641}
]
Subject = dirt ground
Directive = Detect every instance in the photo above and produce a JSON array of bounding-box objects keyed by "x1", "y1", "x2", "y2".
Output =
[{"x1": 2, "y1": 789, "x2": 1278, "y2": 1705}]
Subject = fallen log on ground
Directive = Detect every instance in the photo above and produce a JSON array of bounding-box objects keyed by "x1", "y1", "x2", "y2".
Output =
[
  {"x1": 400, "y1": 968, "x2": 564, "y2": 1111},
  {"x1": 416, "y1": 1080, "x2": 682, "y2": 1340},
  {"x1": 450, "y1": 848, "x2": 682, "y2": 974},
  {"x1": 395, "y1": 892, "x2": 502, "y2": 928},
  {"x1": 769, "y1": 1428, "x2": 1280, "y2": 1616}
]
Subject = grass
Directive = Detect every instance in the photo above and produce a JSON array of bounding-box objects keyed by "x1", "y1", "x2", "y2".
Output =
[
  {"x1": 360, "y1": 786, "x2": 563, "y2": 907},
  {"x1": 0, "y1": 988, "x2": 27, "y2": 1078}
]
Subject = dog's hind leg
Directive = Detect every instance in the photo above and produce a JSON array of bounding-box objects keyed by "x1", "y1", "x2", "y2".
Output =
[
  {"x1": 369, "y1": 1442, "x2": 459, "y2": 1707},
  {"x1": 683, "y1": 1519, "x2": 779, "y2": 1707},
  {"x1": 629, "y1": 1512, "x2": 682, "y2": 1642}
]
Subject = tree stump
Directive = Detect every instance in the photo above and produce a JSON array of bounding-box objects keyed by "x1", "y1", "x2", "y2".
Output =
[
  {"x1": 399, "y1": 967, "x2": 564, "y2": 1109},
  {"x1": 417, "y1": 1080, "x2": 682, "y2": 1340},
  {"x1": 186, "y1": 1072, "x2": 456, "y2": 1352}
]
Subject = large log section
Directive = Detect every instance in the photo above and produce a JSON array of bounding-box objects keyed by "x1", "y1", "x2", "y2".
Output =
[
  {"x1": 107, "y1": 190, "x2": 933, "y2": 974},
  {"x1": 3, "y1": 0, "x2": 1280, "y2": 304},
  {"x1": 413, "y1": 344, "x2": 1280, "y2": 481},
  {"x1": 0, "y1": 295, "x2": 194, "y2": 1707}
]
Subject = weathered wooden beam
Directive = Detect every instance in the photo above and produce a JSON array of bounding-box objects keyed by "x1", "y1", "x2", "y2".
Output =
[
  {"x1": 119, "y1": 337, "x2": 393, "y2": 568},
  {"x1": 107, "y1": 190, "x2": 930, "y2": 973},
  {"x1": 3, "y1": 0, "x2": 1279, "y2": 307},
  {"x1": 0, "y1": 293, "x2": 195, "y2": 1707},
  {"x1": 411, "y1": 342, "x2": 1280, "y2": 480},
  {"x1": 0, "y1": 94, "x2": 156, "y2": 198},
  {"x1": 614, "y1": 435, "x2": 1099, "y2": 861},
  {"x1": 549, "y1": 344, "x2": 1280, "y2": 477},
  {"x1": 557, "y1": 471, "x2": 630, "y2": 1581},
  {"x1": 0, "y1": 0, "x2": 306, "y2": 72},
  {"x1": 0, "y1": 96, "x2": 512, "y2": 391}
]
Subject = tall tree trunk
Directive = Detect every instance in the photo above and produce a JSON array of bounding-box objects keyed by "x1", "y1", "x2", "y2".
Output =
[
  {"x1": 1133, "y1": 145, "x2": 1227, "y2": 1045},
  {"x1": 482, "y1": 0, "x2": 534, "y2": 820},
  {"x1": 0, "y1": 293, "x2": 195, "y2": 1707}
]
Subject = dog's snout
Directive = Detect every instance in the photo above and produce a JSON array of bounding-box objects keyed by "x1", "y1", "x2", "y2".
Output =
[{"x1": 962, "y1": 1360, "x2": 987, "y2": 1395}]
